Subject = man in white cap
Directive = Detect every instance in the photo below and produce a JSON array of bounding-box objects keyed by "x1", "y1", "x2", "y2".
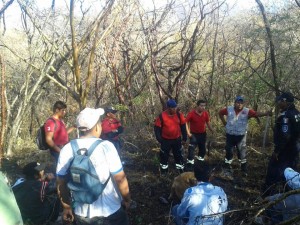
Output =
[{"x1": 56, "y1": 108, "x2": 131, "y2": 225}]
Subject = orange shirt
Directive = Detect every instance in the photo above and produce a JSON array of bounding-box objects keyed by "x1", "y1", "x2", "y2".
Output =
[{"x1": 154, "y1": 111, "x2": 186, "y2": 139}]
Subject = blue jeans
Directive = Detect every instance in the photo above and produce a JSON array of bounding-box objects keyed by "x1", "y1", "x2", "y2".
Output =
[{"x1": 75, "y1": 207, "x2": 128, "y2": 225}]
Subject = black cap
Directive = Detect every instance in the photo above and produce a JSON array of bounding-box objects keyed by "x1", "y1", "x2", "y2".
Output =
[
  {"x1": 23, "y1": 162, "x2": 45, "y2": 177},
  {"x1": 276, "y1": 92, "x2": 294, "y2": 103},
  {"x1": 104, "y1": 106, "x2": 118, "y2": 114}
]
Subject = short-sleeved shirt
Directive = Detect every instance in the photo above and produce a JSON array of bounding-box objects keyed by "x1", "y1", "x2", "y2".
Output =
[
  {"x1": 154, "y1": 111, "x2": 186, "y2": 139},
  {"x1": 219, "y1": 107, "x2": 257, "y2": 118},
  {"x1": 56, "y1": 138, "x2": 123, "y2": 218},
  {"x1": 186, "y1": 110, "x2": 210, "y2": 134},
  {"x1": 44, "y1": 117, "x2": 69, "y2": 146}
]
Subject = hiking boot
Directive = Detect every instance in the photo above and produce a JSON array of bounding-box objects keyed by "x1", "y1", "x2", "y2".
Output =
[
  {"x1": 186, "y1": 159, "x2": 194, "y2": 165},
  {"x1": 195, "y1": 156, "x2": 204, "y2": 161},
  {"x1": 175, "y1": 164, "x2": 184, "y2": 174}
]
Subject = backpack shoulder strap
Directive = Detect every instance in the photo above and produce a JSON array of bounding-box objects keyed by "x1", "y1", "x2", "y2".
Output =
[
  {"x1": 70, "y1": 139, "x2": 103, "y2": 156},
  {"x1": 70, "y1": 139, "x2": 80, "y2": 155},
  {"x1": 176, "y1": 111, "x2": 181, "y2": 124},
  {"x1": 87, "y1": 139, "x2": 103, "y2": 156},
  {"x1": 47, "y1": 117, "x2": 57, "y2": 131},
  {"x1": 159, "y1": 113, "x2": 163, "y2": 128},
  {"x1": 87, "y1": 139, "x2": 111, "y2": 185}
]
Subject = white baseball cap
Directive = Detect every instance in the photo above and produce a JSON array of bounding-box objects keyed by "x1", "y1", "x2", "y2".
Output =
[
  {"x1": 76, "y1": 108, "x2": 104, "y2": 131},
  {"x1": 284, "y1": 167, "x2": 300, "y2": 190}
]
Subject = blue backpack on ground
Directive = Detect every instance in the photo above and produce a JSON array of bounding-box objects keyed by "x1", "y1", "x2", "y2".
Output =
[{"x1": 67, "y1": 139, "x2": 110, "y2": 204}]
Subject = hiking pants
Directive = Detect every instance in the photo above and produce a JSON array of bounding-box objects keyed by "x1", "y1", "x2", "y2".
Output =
[
  {"x1": 224, "y1": 133, "x2": 247, "y2": 164},
  {"x1": 75, "y1": 207, "x2": 128, "y2": 225},
  {"x1": 187, "y1": 132, "x2": 207, "y2": 160},
  {"x1": 160, "y1": 138, "x2": 184, "y2": 170}
]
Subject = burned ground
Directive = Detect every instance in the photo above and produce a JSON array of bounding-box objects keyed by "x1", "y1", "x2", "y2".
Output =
[{"x1": 1, "y1": 131, "x2": 279, "y2": 225}]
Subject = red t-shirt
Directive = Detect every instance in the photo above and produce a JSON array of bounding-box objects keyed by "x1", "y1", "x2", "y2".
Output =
[
  {"x1": 186, "y1": 110, "x2": 210, "y2": 133},
  {"x1": 154, "y1": 111, "x2": 186, "y2": 139},
  {"x1": 219, "y1": 107, "x2": 257, "y2": 117},
  {"x1": 44, "y1": 118, "x2": 69, "y2": 146},
  {"x1": 101, "y1": 117, "x2": 122, "y2": 140}
]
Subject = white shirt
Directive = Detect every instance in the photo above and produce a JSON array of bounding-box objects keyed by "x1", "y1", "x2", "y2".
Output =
[{"x1": 57, "y1": 137, "x2": 123, "y2": 218}]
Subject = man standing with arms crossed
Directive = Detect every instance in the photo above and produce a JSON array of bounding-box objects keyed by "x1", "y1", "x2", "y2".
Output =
[
  {"x1": 219, "y1": 96, "x2": 271, "y2": 176},
  {"x1": 185, "y1": 100, "x2": 214, "y2": 170}
]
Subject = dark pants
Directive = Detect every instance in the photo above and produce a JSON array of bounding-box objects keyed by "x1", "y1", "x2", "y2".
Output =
[
  {"x1": 50, "y1": 150, "x2": 59, "y2": 165},
  {"x1": 75, "y1": 207, "x2": 128, "y2": 225},
  {"x1": 225, "y1": 133, "x2": 247, "y2": 163},
  {"x1": 45, "y1": 196, "x2": 60, "y2": 223},
  {"x1": 24, "y1": 196, "x2": 60, "y2": 225},
  {"x1": 264, "y1": 150, "x2": 299, "y2": 196},
  {"x1": 160, "y1": 138, "x2": 184, "y2": 169},
  {"x1": 187, "y1": 133, "x2": 207, "y2": 160}
]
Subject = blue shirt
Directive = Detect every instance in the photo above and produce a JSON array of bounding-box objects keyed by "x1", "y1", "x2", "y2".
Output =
[{"x1": 175, "y1": 182, "x2": 228, "y2": 225}]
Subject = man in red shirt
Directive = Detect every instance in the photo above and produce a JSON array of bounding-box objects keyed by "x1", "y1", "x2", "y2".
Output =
[
  {"x1": 45, "y1": 101, "x2": 75, "y2": 164},
  {"x1": 154, "y1": 99, "x2": 187, "y2": 175},
  {"x1": 185, "y1": 100, "x2": 214, "y2": 169},
  {"x1": 219, "y1": 96, "x2": 271, "y2": 176},
  {"x1": 101, "y1": 106, "x2": 124, "y2": 151}
]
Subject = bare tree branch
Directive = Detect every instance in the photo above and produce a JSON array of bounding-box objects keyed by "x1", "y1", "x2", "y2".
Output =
[{"x1": 0, "y1": 0, "x2": 14, "y2": 17}]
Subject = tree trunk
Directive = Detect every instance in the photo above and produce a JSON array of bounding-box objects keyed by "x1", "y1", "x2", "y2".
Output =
[
  {"x1": 255, "y1": 0, "x2": 280, "y2": 97},
  {"x1": 0, "y1": 55, "x2": 7, "y2": 161}
]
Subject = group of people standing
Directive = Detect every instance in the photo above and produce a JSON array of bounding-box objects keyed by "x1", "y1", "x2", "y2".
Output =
[
  {"x1": 154, "y1": 96, "x2": 272, "y2": 176},
  {"x1": 154, "y1": 92, "x2": 300, "y2": 225},
  {"x1": 5, "y1": 91, "x2": 300, "y2": 225}
]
